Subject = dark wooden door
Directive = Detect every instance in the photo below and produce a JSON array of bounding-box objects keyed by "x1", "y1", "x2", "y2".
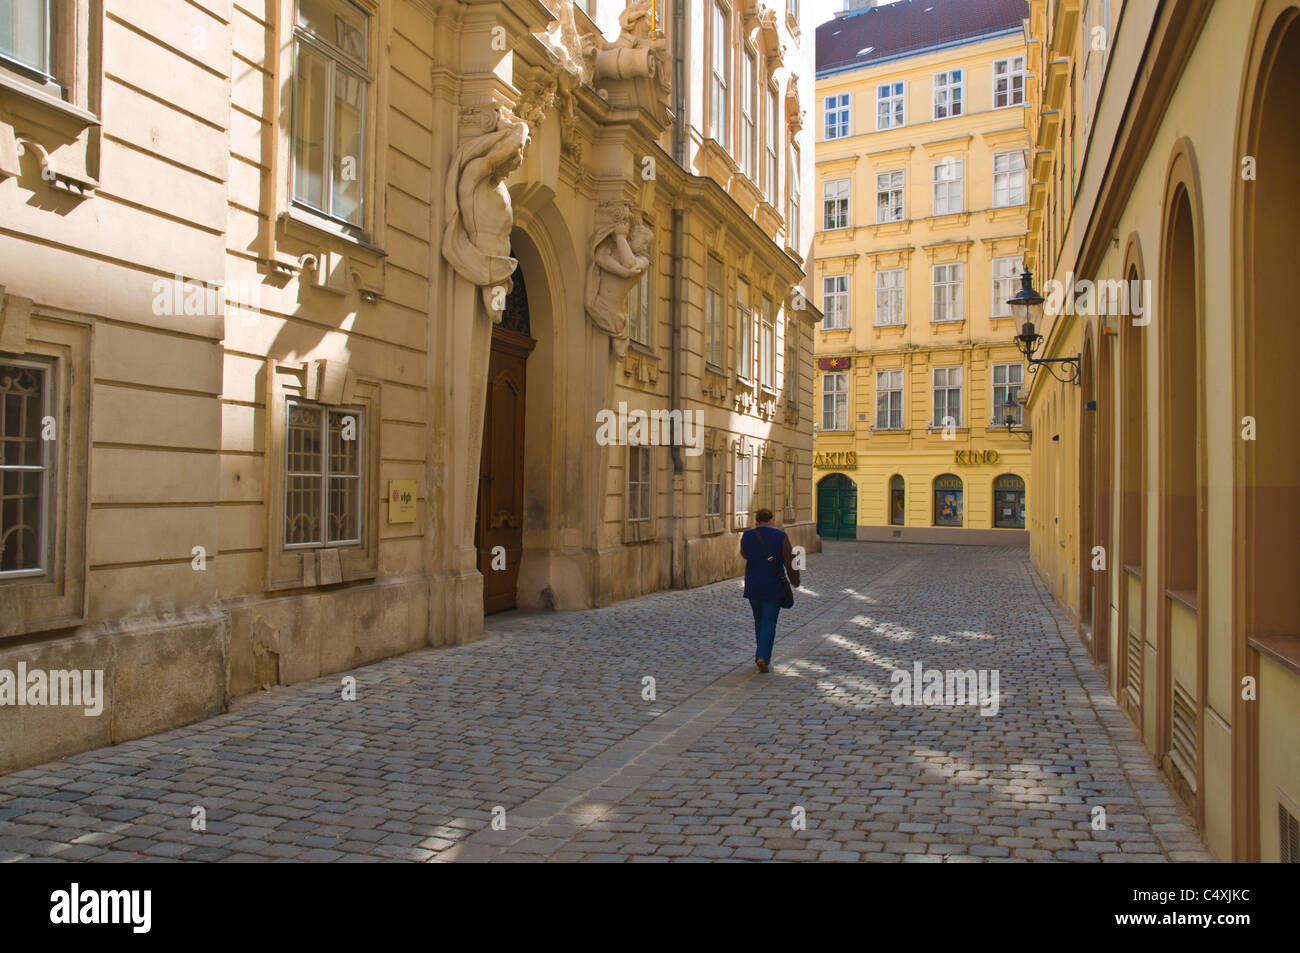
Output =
[{"x1": 476, "y1": 327, "x2": 534, "y2": 614}]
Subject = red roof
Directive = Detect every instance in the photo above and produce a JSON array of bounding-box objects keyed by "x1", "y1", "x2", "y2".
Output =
[{"x1": 817, "y1": 0, "x2": 1029, "y2": 76}]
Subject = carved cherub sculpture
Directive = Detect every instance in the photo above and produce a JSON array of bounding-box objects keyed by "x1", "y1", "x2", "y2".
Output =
[
  {"x1": 442, "y1": 109, "x2": 530, "y2": 316},
  {"x1": 585, "y1": 203, "x2": 654, "y2": 357}
]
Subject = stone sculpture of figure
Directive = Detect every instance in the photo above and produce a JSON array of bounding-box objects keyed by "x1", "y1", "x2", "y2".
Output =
[
  {"x1": 442, "y1": 109, "x2": 530, "y2": 316},
  {"x1": 585, "y1": 203, "x2": 654, "y2": 358}
]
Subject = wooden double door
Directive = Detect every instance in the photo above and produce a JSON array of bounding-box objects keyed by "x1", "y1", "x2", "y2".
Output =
[
  {"x1": 816, "y1": 473, "x2": 858, "y2": 539},
  {"x1": 475, "y1": 326, "x2": 535, "y2": 614}
]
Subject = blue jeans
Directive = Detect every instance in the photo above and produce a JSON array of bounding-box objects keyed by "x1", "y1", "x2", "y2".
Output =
[{"x1": 749, "y1": 598, "x2": 781, "y2": 662}]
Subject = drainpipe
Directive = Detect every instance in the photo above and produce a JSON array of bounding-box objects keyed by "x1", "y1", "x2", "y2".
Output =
[{"x1": 668, "y1": 0, "x2": 686, "y2": 589}]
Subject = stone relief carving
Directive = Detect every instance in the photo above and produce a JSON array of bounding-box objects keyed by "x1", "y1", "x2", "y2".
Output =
[
  {"x1": 585, "y1": 202, "x2": 653, "y2": 358},
  {"x1": 442, "y1": 107, "x2": 530, "y2": 316},
  {"x1": 587, "y1": 0, "x2": 670, "y2": 106}
]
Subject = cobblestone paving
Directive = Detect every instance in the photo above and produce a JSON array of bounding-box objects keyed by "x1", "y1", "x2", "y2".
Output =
[{"x1": 0, "y1": 543, "x2": 1212, "y2": 862}]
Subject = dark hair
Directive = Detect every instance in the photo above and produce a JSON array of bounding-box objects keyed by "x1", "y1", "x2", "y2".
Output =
[{"x1": 754, "y1": 508, "x2": 775, "y2": 524}]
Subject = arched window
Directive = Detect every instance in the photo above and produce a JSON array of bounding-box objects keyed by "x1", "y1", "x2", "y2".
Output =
[
  {"x1": 889, "y1": 474, "x2": 905, "y2": 525},
  {"x1": 933, "y1": 473, "x2": 963, "y2": 526},
  {"x1": 993, "y1": 473, "x2": 1025, "y2": 528}
]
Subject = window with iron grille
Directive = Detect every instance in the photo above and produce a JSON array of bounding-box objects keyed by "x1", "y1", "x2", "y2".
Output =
[
  {"x1": 0, "y1": 358, "x2": 52, "y2": 577},
  {"x1": 875, "y1": 368, "x2": 904, "y2": 430},
  {"x1": 285, "y1": 401, "x2": 363, "y2": 547},
  {"x1": 292, "y1": 0, "x2": 371, "y2": 226}
]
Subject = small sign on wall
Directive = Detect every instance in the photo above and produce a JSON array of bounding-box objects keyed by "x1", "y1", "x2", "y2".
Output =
[{"x1": 388, "y1": 479, "x2": 417, "y2": 524}]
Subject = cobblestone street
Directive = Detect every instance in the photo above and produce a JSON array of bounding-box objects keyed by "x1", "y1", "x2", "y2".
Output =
[{"x1": 0, "y1": 543, "x2": 1211, "y2": 863}]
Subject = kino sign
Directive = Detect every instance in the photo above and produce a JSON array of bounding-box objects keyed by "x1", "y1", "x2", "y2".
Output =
[{"x1": 954, "y1": 449, "x2": 1000, "y2": 465}]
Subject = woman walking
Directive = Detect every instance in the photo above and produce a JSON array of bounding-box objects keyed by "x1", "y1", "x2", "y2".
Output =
[{"x1": 739, "y1": 508, "x2": 801, "y2": 673}]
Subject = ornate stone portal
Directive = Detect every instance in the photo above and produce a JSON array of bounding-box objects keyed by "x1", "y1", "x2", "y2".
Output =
[
  {"x1": 585, "y1": 201, "x2": 653, "y2": 358},
  {"x1": 441, "y1": 107, "x2": 531, "y2": 317}
]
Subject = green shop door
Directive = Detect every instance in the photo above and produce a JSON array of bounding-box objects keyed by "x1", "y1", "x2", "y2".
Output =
[{"x1": 816, "y1": 473, "x2": 858, "y2": 539}]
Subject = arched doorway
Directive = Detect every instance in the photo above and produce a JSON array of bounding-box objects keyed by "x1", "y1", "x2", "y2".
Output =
[
  {"x1": 816, "y1": 473, "x2": 857, "y2": 539},
  {"x1": 933, "y1": 473, "x2": 963, "y2": 526},
  {"x1": 888, "y1": 474, "x2": 905, "y2": 526},
  {"x1": 476, "y1": 268, "x2": 536, "y2": 613}
]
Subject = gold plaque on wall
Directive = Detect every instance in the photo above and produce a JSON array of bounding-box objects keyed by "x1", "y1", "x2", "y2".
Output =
[{"x1": 387, "y1": 479, "x2": 417, "y2": 524}]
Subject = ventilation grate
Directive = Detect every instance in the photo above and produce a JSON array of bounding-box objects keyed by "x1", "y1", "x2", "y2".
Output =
[
  {"x1": 1169, "y1": 681, "x2": 1198, "y2": 792},
  {"x1": 1281, "y1": 803, "x2": 1300, "y2": 863}
]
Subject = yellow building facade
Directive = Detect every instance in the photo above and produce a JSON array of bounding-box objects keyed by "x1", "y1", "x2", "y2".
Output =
[
  {"x1": 1023, "y1": 0, "x2": 1300, "y2": 861},
  {"x1": 812, "y1": 0, "x2": 1032, "y2": 544}
]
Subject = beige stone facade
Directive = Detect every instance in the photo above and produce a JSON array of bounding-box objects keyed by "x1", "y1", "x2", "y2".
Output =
[{"x1": 0, "y1": 0, "x2": 818, "y2": 773}]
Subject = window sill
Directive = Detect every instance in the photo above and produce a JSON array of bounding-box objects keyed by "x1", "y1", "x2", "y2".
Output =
[
  {"x1": 281, "y1": 204, "x2": 386, "y2": 260},
  {"x1": 1248, "y1": 634, "x2": 1300, "y2": 678},
  {"x1": 873, "y1": 322, "x2": 906, "y2": 330},
  {"x1": 0, "y1": 68, "x2": 99, "y2": 128},
  {"x1": 760, "y1": 385, "x2": 777, "y2": 398}
]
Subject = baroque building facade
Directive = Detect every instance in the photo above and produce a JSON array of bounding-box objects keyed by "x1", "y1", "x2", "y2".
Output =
[
  {"x1": 0, "y1": 0, "x2": 817, "y2": 772},
  {"x1": 811, "y1": 0, "x2": 1032, "y2": 544},
  {"x1": 1022, "y1": 0, "x2": 1300, "y2": 861}
]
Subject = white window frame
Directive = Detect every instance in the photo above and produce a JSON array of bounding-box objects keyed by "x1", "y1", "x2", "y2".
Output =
[
  {"x1": 284, "y1": 399, "x2": 365, "y2": 549},
  {"x1": 992, "y1": 56, "x2": 1026, "y2": 108},
  {"x1": 0, "y1": 0, "x2": 54, "y2": 85},
  {"x1": 628, "y1": 445, "x2": 652, "y2": 522},
  {"x1": 992, "y1": 363, "x2": 1025, "y2": 427},
  {"x1": 821, "y1": 371, "x2": 849, "y2": 431},
  {"x1": 824, "y1": 92, "x2": 850, "y2": 140},
  {"x1": 0, "y1": 356, "x2": 53, "y2": 579},
  {"x1": 760, "y1": 296, "x2": 775, "y2": 389},
  {"x1": 711, "y1": 1, "x2": 731, "y2": 149},
  {"x1": 740, "y1": 46, "x2": 756, "y2": 178},
  {"x1": 628, "y1": 268, "x2": 651, "y2": 346},
  {"x1": 875, "y1": 268, "x2": 905, "y2": 327},
  {"x1": 932, "y1": 365, "x2": 963, "y2": 428},
  {"x1": 991, "y1": 255, "x2": 1023, "y2": 317},
  {"x1": 932, "y1": 262, "x2": 963, "y2": 323},
  {"x1": 933, "y1": 68, "x2": 963, "y2": 120},
  {"x1": 705, "y1": 447, "x2": 723, "y2": 517},
  {"x1": 737, "y1": 278, "x2": 753, "y2": 381},
  {"x1": 787, "y1": 142, "x2": 801, "y2": 237},
  {"x1": 735, "y1": 447, "x2": 753, "y2": 519},
  {"x1": 875, "y1": 367, "x2": 904, "y2": 430},
  {"x1": 765, "y1": 82, "x2": 779, "y2": 203},
  {"x1": 876, "y1": 169, "x2": 904, "y2": 223},
  {"x1": 932, "y1": 159, "x2": 963, "y2": 215},
  {"x1": 706, "y1": 254, "x2": 724, "y2": 368},
  {"x1": 876, "y1": 81, "x2": 904, "y2": 130},
  {"x1": 823, "y1": 177, "x2": 850, "y2": 230},
  {"x1": 993, "y1": 151, "x2": 1026, "y2": 208},
  {"x1": 822, "y1": 274, "x2": 849, "y2": 329}
]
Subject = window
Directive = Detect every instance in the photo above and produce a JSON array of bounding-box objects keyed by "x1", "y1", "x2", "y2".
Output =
[
  {"x1": 760, "y1": 297, "x2": 775, "y2": 389},
  {"x1": 285, "y1": 401, "x2": 364, "y2": 547},
  {"x1": 823, "y1": 177, "x2": 850, "y2": 230},
  {"x1": 740, "y1": 48, "x2": 756, "y2": 177},
  {"x1": 876, "y1": 170, "x2": 904, "y2": 223},
  {"x1": 765, "y1": 83, "x2": 779, "y2": 203},
  {"x1": 786, "y1": 338, "x2": 798, "y2": 407},
  {"x1": 993, "y1": 474, "x2": 1025, "y2": 528},
  {"x1": 822, "y1": 274, "x2": 849, "y2": 329},
  {"x1": 993, "y1": 56, "x2": 1025, "y2": 108},
  {"x1": 933, "y1": 69, "x2": 963, "y2": 119},
  {"x1": 824, "y1": 93, "x2": 850, "y2": 140},
  {"x1": 934, "y1": 473, "x2": 963, "y2": 526},
  {"x1": 0, "y1": 358, "x2": 52, "y2": 577},
  {"x1": 821, "y1": 372, "x2": 848, "y2": 431},
  {"x1": 0, "y1": 0, "x2": 51, "y2": 81},
  {"x1": 628, "y1": 446, "x2": 652, "y2": 522},
  {"x1": 932, "y1": 160, "x2": 963, "y2": 215},
  {"x1": 889, "y1": 474, "x2": 905, "y2": 526},
  {"x1": 993, "y1": 151, "x2": 1026, "y2": 207},
  {"x1": 711, "y1": 2, "x2": 730, "y2": 148},
  {"x1": 876, "y1": 81, "x2": 904, "y2": 129},
  {"x1": 737, "y1": 278, "x2": 752, "y2": 380},
  {"x1": 735, "y1": 448, "x2": 752, "y2": 518},
  {"x1": 932, "y1": 366, "x2": 962, "y2": 427},
  {"x1": 787, "y1": 143, "x2": 801, "y2": 238},
  {"x1": 932, "y1": 262, "x2": 963, "y2": 323},
  {"x1": 706, "y1": 255, "x2": 724, "y2": 367},
  {"x1": 785, "y1": 455, "x2": 797, "y2": 511},
  {"x1": 875, "y1": 268, "x2": 904, "y2": 326},
  {"x1": 992, "y1": 363, "x2": 1024, "y2": 426},
  {"x1": 757, "y1": 453, "x2": 774, "y2": 510},
  {"x1": 705, "y1": 447, "x2": 723, "y2": 517},
  {"x1": 293, "y1": 0, "x2": 371, "y2": 226},
  {"x1": 628, "y1": 269, "x2": 651, "y2": 346},
  {"x1": 875, "y1": 368, "x2": 904, "y2": 430},
  {"x1": 991, "y1": 256, "x2": 1022, "y2": 317}
]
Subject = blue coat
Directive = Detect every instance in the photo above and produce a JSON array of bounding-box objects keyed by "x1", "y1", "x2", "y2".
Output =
[{"x1": 741, "y1": 525, "x2": 790, "y2": 602}]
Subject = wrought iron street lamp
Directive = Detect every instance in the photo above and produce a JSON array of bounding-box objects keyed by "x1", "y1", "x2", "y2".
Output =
[
  {"x1": 1001, "y1": 395, "x2": 1031, "y2": 443},
  {"x1": 1008, "y1": 270, "x2": 1081, "y2": 385}
]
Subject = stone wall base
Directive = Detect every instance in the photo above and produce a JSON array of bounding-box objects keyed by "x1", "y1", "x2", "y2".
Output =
[{"x1": 850, "y1": 525, "x2": 1029, "y2": 546}]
